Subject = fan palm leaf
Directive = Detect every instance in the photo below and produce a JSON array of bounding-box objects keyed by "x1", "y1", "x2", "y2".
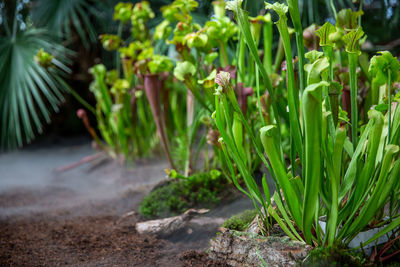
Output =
[
  {"x1": 0, "y1": 27, "x2": 72, "y2": 149},
  {"x1": 31, "y1": 0, "x2": 97, "y2": 47}
]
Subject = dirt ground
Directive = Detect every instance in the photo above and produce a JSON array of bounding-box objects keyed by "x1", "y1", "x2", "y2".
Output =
[
  {"x1": 0, "y1": 137, "x2": 250, "y2": 266},
  {"x1": 0, "y1": 207, "x2": 226, "y2": 266}
]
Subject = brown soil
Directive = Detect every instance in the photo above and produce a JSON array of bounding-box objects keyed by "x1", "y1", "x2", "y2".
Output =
[
  {"x1": 0, "y1": 193, "x2": 227, "y2": 267},
  {"x1": 0, "y1": 143, "x2": 229, "y2": 267}
]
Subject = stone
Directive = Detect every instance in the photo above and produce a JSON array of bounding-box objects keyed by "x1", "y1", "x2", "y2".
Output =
[{"x1": 209, "y1": 229, "x2": 312, "y2": 267}]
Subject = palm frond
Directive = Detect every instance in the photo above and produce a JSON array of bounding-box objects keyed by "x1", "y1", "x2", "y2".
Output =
[
  {"x1": 31, "y1": 0, "x2": 97, "y2": 47},
  {"x1": 0, "y1": 28, "x2": 72, "y2": 149}
]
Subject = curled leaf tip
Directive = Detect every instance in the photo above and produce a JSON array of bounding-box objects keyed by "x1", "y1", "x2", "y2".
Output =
[
  {"x1": 343, "y1": 27, "x2": 365, "y2": 54},
  {"x1": 260, "y1": 125, "x2": 278, "y2": 137},
  {"x1": 305, "y1": 50, "x2": 324, "y2": 63},
  {"x1": 265, "y1": 2, "x2": 288, "y2": 19},
  {"x1": 173, "y1": 61, "x2": 196, "y2": 81},
  {"x1": 315, "y1": 21, "x2": 336, "y2": 47},
  {"x1": 225, "y1": 0, "x2": 243, "y2": 12}
]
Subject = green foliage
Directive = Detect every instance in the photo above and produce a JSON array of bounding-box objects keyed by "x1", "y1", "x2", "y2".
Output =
[
  {"x1": 173, "y1": 62, "x2": 196, "y2": 81},
  {"x1": 315, "y1": 22, "x2": 336, "y2": 47},
  {"x1": 222, "y1": 209, "x2": 258, "y2": 231},
  {"x1": 336, "y1": 9, "x2": 364, "y2": 30},
  {"x1": 31, "y1": 0, "x2": 97, "y2": 47},
  {"x1": 100, "y1": 34, "x2": 122, "y2": 51},
  {"x1": 216, "y1": 1, "x2": 400, "y2": 249},
  {"x1": 148, "y1": 55, "x2": 173, "y2": 74},
  {"x1": 139, "y1": 170, "x2": 229, "y2": 219},
  {"x1": 369, "y1": 51, "x2": 400, "y2": 87},
  {"x1": 113, "y1": 2, "x2": 133, "y2": 23},
  {"x1": 304, "y1": 246, "x2": 367, "y2": 267},
  {"x1": 264, "y1": 2, "x2": 289, "y2": 21},
  {"x1": 0, "y1": 27, "x2": 71, "y2": 149},
  {"x1": 342, "y1": 27, "x2": 365, "y2": 54}
]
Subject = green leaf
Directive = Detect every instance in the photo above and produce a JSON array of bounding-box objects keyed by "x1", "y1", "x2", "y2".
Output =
[
  {"x1": 0, "y1": 28, "x2": 71, "y2": 149},
  {"x1": 113, "y1": 2, "x2": 133, "y2": 23},
  {"x1": 315, "y1": 22, "x2": 336, "y2": 47},
  {"x1": 183, "y1": 32, "x2": 208, "y2": 48},
  {"x1": 225, "y1": 0, "x2": 243, "y2": 13},
  {"x1": 148, "y1": 55, "x2": 173, "y2": 74},
  {"x1": 264, "y1": 2, "x2": 289, "y2": 22},
  {"x1": 204, "y1": 52, "x2": 219, "y2": 65},
  {"x1": 301, "y1": 81, "x2": 329, "y2": 244},
  {"x1": 336, "y1": 9, "x2": 363, "y2": 30},
  {"x1": 304, "y1": 55, "x2": 329, "y2": 85},
  {"x1": 260, "y1": 125, "x2": 303, "y2": 228},
  {"x1": 369, "y1": 51, "x2": 400, "y2": 87},
  {"x1": 154, "y1": 20, "x2": 173, "y2": 40},
  {"x1": 305, "y1": 50, "x2": 324, "y2": 64},
  {"x1": 342, "y1": 27, "x2": 365, "y2": 54},
  {"x1": 32, "y1": 0, "x2": 97, "y2": 47},
  {"x1": 174, "y1": 61, "x2": 196, "y2": 81},
  {"x1": 374, "y1": 103, "x2": 389, "y2": 112}
]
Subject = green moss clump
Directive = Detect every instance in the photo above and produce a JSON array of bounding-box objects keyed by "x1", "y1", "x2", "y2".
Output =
[
  {"x1": 222, "y1": 209, "x2": 258, "y2": 231},
  {"x1": 138, "y1": 170, "x2": 228, "y2": 219},
  {"x1": 304, "y1": 246, "x2": 371, "y2": 267}
]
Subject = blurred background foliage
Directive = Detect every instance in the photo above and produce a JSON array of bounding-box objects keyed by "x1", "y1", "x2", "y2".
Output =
[{"x1": 0, "y1": 0, "x2": 399, "y2": 149}]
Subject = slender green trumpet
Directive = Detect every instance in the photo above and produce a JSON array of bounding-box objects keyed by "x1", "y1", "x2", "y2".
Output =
[
  {"x1": 316, "y1": 21, "x2": 337, "y2": 133},
  {"x1": 286, "y1": 0, "x2": 306, "y2": 93},
  {"x1": 260, "y1": 125, "x2": 302, "y2": 228},
  {"x1": 226, "y1": 1, "x2": 281, "y2": 128},
  {"x1": 265, "y1": 2, "x2": 303, "y2": 164},
  {"x1": 324, "y1": 126, "x2": 346, "y2": 246},
  {"x1": 343, "y1": 27, "x2": 364, "y2": 149},
  {"x1": 301, "y1": 81, "x2": 328, "y2": 244},
  {"x1": 273, "y1": 37, "x2": 285, "y2": 74},
  {"x1": 263, "y1": 13, "x2": 273, "y2": 75}
]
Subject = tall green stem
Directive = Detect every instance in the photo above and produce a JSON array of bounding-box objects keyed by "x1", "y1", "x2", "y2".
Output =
[
  {"x1": 275, "y1": 16, "x2": 303, "y2": 162},
  {"x1": 233, "y1": 5, "x2": 281, "y2": 129},
  {"x1": 263, "y1": 18, "x2": 273, "y2": 75},
  {"x1": 302, "y1": 81, "x2": 327, "y2": 244},
  {"x1": 322, "y1": 46, "x2": 336, "y2": 135},
  {"x1": 348, "y1": 52, "x2": 359, "y2": 149},
  {"x1": 219, "y1": 40, "x2": 229, "y2": 67},
  {"x1": 329, "y1": 0, "x2": 338, "y2": 19},
  {"x1": 238, "y1": 36, "x2": 246, "y2": 83},
  {"x1": 273, "y1": 37, "x2": 285, "y2": 74},
  {"x1": 287, "y1": 0, "x2": 306, "y2": 93}
]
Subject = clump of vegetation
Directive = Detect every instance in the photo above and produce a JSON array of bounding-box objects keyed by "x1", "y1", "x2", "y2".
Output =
[
  {"x1": 304, "y1": 246, "x2": 369, "y2": 267},
  {"x1": 216, "y1": 0, "x2": 400, "y2": 250},
  {"x1": 222, "y1": 209, "x2": 257, "y2": 231},
  {"x1": 139, "y1": 169, "x2": 229, "y2": 219}
]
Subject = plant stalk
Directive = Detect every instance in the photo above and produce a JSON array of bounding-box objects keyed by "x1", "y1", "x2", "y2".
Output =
[
  {"x1": 287, "y1": 0, "x2": 306, "y2": 93},
  {"x1": 348, "y1": 52, "x2": 359, "y2": 149}
]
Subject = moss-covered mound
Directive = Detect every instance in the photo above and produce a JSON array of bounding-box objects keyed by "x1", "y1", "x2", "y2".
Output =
[
  {"x1": 139, "y1": 170, "x2": 229, "y2": 219},
  {"x1": 304, "y1": 246, "x2": 371, "y2": 267},
  {"x1": 222, "y1": 209, "x2": 258, "y2": 231}
]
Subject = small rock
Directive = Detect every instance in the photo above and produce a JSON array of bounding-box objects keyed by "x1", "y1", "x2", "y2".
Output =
[
  {"x1": 209, "y1": 229, "x2": 311, "y2": 267},
  {"x1": 135, "y1": 208, "x2": 208, "y2": 236}
]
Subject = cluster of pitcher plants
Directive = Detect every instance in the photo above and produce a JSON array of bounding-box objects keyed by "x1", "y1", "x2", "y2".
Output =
[{"x1": 79, "y1": 0, "x2": 400, "y2": 254}]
